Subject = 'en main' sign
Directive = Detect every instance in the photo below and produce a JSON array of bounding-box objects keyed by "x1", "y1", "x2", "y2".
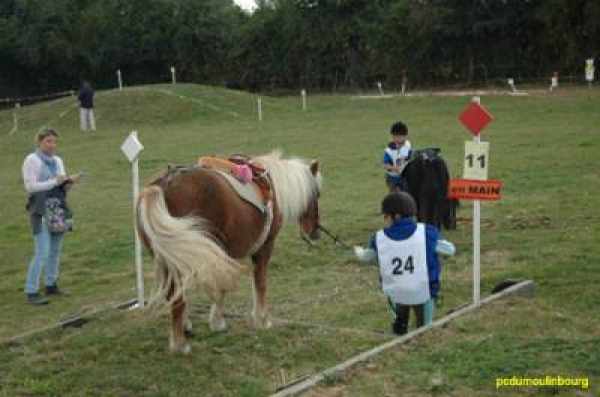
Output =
[{"x1": 448, "y1": 179, "x2": 502, "y2": 201}]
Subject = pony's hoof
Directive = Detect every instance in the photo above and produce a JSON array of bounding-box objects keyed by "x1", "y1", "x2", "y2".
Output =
[
  {"x1": 169, "y1": 343, "x2": 191, "y2": 355},
  {"x1": 184, "y1": 320, "x2": 194, "y2": 337},
  {"x1": 184, "y1": 329, "x2": 195, "y2": 338},
  {"x1": 251, "y1": 314, "x2": 272, "y2": 330},
  {"x1": 209, "y1": 318, "x2": 228, "y2": 332}
]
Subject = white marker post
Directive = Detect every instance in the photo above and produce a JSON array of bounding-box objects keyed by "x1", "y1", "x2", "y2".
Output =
[
  {"x1": 120, "y1": 131, "x2": 145, "y2": 308},
  {"x1": 170, "y1": 66, "x2": 176, "y2": 85},
  {"x1": 9, "y1": 102, "x2": 20, "y2": 135},
  {"x1": 550, "y1": 73, "x2": 558, "y2": 92},
  {"x1": 462, "y1": 137, "x2": 493, "y2": 300},
  {"x1": 586, "y1": 58, "x2": 595, "y2": 89},
  {"x1": 377, "y1": 81, "x2": 384, "y2": 96},
  {"x1": 455, "y1": 99, "x2": 496, "y2": 306},
  {"x1": 471, "y1": 96, "x2": 482, "y2": 305},
  {"x1": 117, "y1": 69, "x2": 123, "y2": 91},
  {"x1": 507, "y1": 78, "x2": 516, "y2": 93},
  {"x1": 301, "y1": 89, "x2": 307, "y2": 111},
  {"x1": 257, "y1": 97, "x2": 263, "y2": 121}
]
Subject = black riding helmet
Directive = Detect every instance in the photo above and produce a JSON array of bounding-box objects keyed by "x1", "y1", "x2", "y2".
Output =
[
  {"x1": 390, "y1": 121, "x2": 408, "y2": 136},
  {"x1": 381, "y1": 192, "x2": 416, "y2": 219}
]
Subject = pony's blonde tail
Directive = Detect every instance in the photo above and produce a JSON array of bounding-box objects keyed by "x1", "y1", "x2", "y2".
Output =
[{"x1": 137, "y1": 185, "x2": 242, "y2": 307}]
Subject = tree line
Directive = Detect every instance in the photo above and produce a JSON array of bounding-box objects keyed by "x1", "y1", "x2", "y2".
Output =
[{"x1": 1, "y1": 0, "x2": 598, "y2": 97}]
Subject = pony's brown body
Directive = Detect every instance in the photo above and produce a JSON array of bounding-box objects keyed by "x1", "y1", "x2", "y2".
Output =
[
  {"x1": 158, "y1": 169, "x2": 283, "y2": 258},
  {"x1": 137, "y1": 153, "x2": 321, "y2": 353}
]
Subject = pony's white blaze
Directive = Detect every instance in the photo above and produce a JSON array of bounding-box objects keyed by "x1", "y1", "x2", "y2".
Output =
[
  {"x1": 254, "y1": 151, "x2": 321, "y2": 224},
  {"x1": 138, "y1": 186, "x2": 241, "y2": 307}
]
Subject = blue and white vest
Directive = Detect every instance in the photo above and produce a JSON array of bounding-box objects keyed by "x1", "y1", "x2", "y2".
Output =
[
  {"x1": 376, "y1": 223, "x2": 430, "y2": 305},
  {"x1": 384, "y1": 141, "x2": 411, "y2": 177}
]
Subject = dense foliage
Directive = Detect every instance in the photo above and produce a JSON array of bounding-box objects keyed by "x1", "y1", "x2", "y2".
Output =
[{"x1": 1, "y1": 0, "x2": 598, "y2": 96}]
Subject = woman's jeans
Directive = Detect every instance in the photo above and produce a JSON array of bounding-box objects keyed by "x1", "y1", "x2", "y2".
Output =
[{"x1": 25, "y1": 219, "x2": 64, "y2": 294}]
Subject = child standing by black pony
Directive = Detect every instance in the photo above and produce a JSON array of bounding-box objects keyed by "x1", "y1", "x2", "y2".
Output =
[
  {"x1": 354, "y1": 192, "x2": 455, "y2": 335},
  {"x1": 383, "y1": 121, "x2": 411, "y2": 193}
]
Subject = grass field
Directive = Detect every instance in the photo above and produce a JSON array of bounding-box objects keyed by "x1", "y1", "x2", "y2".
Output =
[{"x1": 0, "y1": 84, "x2": 599, "y2": 396}]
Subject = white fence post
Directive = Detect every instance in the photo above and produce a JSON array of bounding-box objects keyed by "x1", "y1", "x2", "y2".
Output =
[
  {"x1": 471, "y1": 96, "x2": 481, "y2": 305},
  {"x1": 120, "y1": 131, "x2": 145, "y2": 308},
  {"x1": 301, "y1": 89, "x2": 307, "y2": 111},
  {"x1": 117, "y1": 69, "x2": 123, "y2": 91},
  {"x1": 550, "y1": 73, "x2": 558, "y2": 92},
  {"x1": 170, "y1": 66, "x2": 176, "y2": 85},
  {"x1": 9, "y1": 102, "x2": 20, "y2": 135},
  {"x1": 507, "y1": 78, "x2": 516, "y2": 93},
  {"x1": 585, "y1": 58, "x2": 595, "y2": 89},
  {"x1": 258, "y1": 97, "x2": 263, "y2": 121}
]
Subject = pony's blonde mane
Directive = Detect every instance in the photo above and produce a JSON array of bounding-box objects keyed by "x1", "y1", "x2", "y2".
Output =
[{"x1": 253, "y1": 151, "x2": 321, "y2": 224}]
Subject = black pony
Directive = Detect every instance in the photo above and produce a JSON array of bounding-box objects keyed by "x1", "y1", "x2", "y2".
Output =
[{"x1": 401, "y1": 148, "x2": 458, "y2": 230}]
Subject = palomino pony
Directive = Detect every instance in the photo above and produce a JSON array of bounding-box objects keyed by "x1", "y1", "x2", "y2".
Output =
[
  {"x1": 136, "y1": 151, "x2": 322, "y2": 354},
  {"x1": 401, "y1": 148, "x2": 458, "y2": 230}
]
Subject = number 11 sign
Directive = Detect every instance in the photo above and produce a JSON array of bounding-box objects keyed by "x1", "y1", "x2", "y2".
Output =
[{"x1": 463, "y1": 141, "x2": 490, "y2": 180}]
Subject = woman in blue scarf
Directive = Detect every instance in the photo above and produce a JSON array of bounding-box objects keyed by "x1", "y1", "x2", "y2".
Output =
[{"x1": 22, "y1": 129, "x2": 80, "y2": 305}]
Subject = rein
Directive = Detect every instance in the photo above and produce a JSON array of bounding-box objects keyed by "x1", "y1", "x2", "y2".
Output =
[
  {"x1": 316, "y1": 224, "x2": 351, "y2": 249},
  {"x1": 300, "y1": 233, "x2": 316, "y2": 247}
]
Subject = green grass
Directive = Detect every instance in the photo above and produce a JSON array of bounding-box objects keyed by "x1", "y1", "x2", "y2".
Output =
[{"x1": 1, "y1": 84, "x2": 599, "y2": 396}]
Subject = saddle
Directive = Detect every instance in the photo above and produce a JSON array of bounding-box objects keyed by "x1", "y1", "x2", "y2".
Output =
[
  {"x1": 410, "y1": 147, "x2": 441, "y2": 161},
  {"x1": 198, "y1": 155, "x2": 275, "y2": 255},
  {"x1": 401, "y1": 147, "x2": 443, "y2": 179},
  {"x1": 197, "y1": 155, "x2": 272, "y2": 206}
]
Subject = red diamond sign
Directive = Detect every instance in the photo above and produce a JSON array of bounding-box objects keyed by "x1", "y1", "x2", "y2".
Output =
[{"x1": 459, "y1": 102, "x2": 493, "y2": 136}]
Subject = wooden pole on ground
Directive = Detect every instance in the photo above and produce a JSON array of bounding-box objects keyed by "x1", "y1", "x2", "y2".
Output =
[{"x1": 270, "y1": 280, "x2": 535, "y2": 397}]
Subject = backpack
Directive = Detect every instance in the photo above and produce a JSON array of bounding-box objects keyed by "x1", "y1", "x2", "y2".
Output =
[{"x1": 45, "y1": 197, "x2": 73, "y2": 233}]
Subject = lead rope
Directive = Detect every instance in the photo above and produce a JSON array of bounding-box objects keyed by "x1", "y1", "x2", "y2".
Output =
[{"x1": 316, "y1": 224, "x2": 352, "y2": 249}]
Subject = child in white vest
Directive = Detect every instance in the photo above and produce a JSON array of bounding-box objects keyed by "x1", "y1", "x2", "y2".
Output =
[
  {"x1": 354, "y1": 192, "x2": 455, "y2": 335},
  {"x1": 383, "y1": 121, "x2": 412, "y2": 192}
]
